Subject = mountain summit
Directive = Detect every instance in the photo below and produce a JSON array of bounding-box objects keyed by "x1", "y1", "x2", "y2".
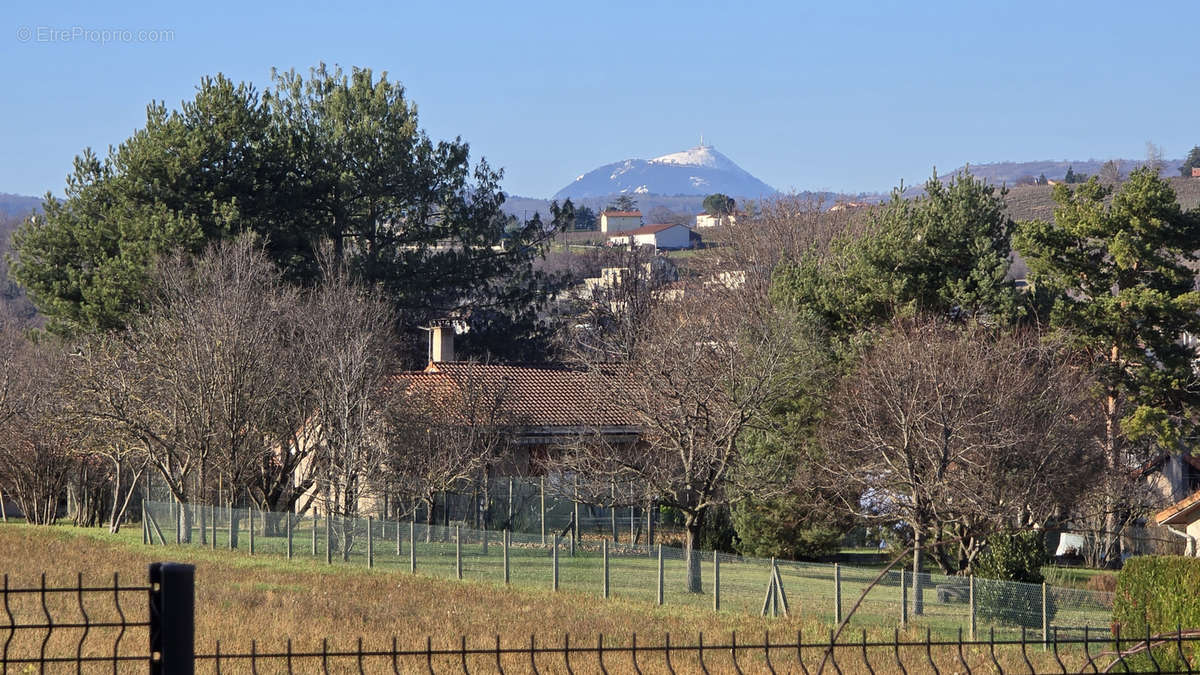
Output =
[{"x1": 553, "y1": 144, "x2": 777, "y2": 199}]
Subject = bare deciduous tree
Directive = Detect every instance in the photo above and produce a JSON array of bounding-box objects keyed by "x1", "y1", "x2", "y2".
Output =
[
  {"x1": 305, "y1": 262, "x2": 397, "y2": 559},
  {"x1": 819, "y1": 319, "x2": 1104, "y2": 611},
  {"x1": 564, "y1": 280, "x2": 822, "y2": 593}
]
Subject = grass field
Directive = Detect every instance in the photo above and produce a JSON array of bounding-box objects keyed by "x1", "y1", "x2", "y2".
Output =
[
  {"x1": 135, "y1": 502, "x2": 1113, "y2": 641},
  {"x1": 0, "y1": 522, "x2": 1133, "y2": 673}
]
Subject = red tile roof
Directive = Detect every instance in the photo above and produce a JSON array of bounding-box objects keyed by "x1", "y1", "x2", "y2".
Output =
[
  {"x1": 609, "y1": 223, "x2": 690, "y2": 237},
  {"x1": 602, "y1": 210, "x2": 642, "y2": 217},
  {"x1": 391, "y1": 362, "x2": 638, "y2": 429},
  {"x1": 1157, "y1": 489, "x2": 1200, "y2": 526}
]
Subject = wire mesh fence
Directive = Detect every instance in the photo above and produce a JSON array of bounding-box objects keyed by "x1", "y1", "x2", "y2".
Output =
[
  {"x1": 4, "y1": 560, "x2": 1196, "y2": 674},
  {"x1": 143, "y1": 499, "x2": 1114, "y2": 641}
]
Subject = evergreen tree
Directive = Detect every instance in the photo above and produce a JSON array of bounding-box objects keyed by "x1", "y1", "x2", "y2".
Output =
[
  {"x1": 772, "y1": 169, "x2": 1023, "y2": 334},
  {"x1": 1014, "y1": 169, "x2": 1200, "y2": 557},
  {"x1": 11, "y1": 65, "x2": 567, "y2": 360},
  {"x1": 1180, "y1": 146, "x2": 1200, "y2": 177}
]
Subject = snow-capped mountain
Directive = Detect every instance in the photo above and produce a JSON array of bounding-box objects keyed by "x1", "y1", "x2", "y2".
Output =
[{"x1": 553, "y1": 145, "x2": 777, "y2": 199}]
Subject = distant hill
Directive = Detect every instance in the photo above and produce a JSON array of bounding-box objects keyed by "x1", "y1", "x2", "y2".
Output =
[
  {"x1": 0, "y1": 193, "x2": 41, "y2": 220},
  {"x1": 939, "y1": 159, "x2": 1184, "y2": 187},
  {"x1": 553, "y1": 144, "x2": 778, "y2": 200}
]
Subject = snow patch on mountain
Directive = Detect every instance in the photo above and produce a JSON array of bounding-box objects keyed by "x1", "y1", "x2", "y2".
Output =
[{"x1": 554, "y1": 144, "x2": 776, "y2": 200}]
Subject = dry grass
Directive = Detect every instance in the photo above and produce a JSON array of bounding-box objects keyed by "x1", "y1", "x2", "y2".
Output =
[{"x1": 0, "y1": 523, "x2": 1143, "y2": 673}]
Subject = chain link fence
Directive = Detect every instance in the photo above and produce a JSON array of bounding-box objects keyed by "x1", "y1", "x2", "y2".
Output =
[{"x1": 143, "y1": 499, "x2": 1114, "y2": 639}]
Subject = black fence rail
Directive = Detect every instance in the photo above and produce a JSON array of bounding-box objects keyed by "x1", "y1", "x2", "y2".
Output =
[
  {"x1": 3, "y1": 562, "x2": 1199, "y2": 673},
  {"x1": 196, "y1": 628, "x2": 1200, "y2": 674}
]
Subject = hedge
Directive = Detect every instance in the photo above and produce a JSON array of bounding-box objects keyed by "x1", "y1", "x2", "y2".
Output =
[{"x1": 1113, "y1": 555, "x2": 1200, "y2": 669}]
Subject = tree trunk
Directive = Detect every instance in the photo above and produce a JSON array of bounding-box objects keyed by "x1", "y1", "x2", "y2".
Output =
[
  {"x1": 1103, "y1": 384, "x2": 1121, "y2": 567},
  {"x1": 912, "y1": 527, "x2": 924, "y2": 616},
  {"x1": 684, "y1": 511, "x2": 704, "y2": 594},
  {"x1": 425, "y1": 495, "x2": 435, "y2": 543}
]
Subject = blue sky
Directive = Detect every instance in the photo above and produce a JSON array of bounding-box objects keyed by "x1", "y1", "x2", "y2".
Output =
[{"x1": 3, "y1": 1, "x2": 1199, "y2": 199}]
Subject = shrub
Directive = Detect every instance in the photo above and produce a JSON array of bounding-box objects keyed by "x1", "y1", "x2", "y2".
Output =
[
  {"x1": 974, "y1": 531, "x2": 1054, "y2": 628},
  {"x1": 731, "y1": 497, "x2": 842, "y2": 560},
  {"x1": 1113, "y1": 556, "x2": 1200, "y2": 670}
]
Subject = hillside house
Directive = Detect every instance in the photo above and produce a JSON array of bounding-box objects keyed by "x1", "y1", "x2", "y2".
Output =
[
  {"x1": 606, "y1": 223, "x2": 699, "y2": 250},
  {"x1": 1192, "y1": 167, "x2": 1200, "y2": 178},
  {"x1": 694, "y1": 213, "x2": 736, "y2": 228},
  {"x1": 599, "y1": 210, "x2": 643, "y2": 233}
]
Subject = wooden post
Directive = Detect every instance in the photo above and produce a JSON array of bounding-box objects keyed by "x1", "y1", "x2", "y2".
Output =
[
  {"x1": 503, "y1": 529, "x2": 510, "y2": 585},
  {"x1": 409, "y1": 521, "x2": 416, "y2": 573},
  {"x1": 286, "y1": 511, "x2": 293, "y2": 561},
  {"x1": 552, "y1": 535, "x2": 560, "y2": 591},
  {"x1": 1042, "y1": 582, "x2": 1049, "y2": 649},
  {"x1": 539, "y1": 477, "x2": 546, "y2": 546},
  {"x1": 455, "y1": 525, "x2": 462, "y2": 580},
  {"x1": 311, "y1": 511, "x2": 318, "y2": 557},
  {"x1": 248, "y1": 507, "x2": 255, "y2": 555},
  {"x1": 713, "y1": 550, "x2": 721, "y2": 612},
  {"x1": 901, "y1": 569, "x2": 908, "y2": 628},
  {"x1": 969, "y1": 575, "x2": 976, "y2": 640},
  {"x1": 656, "y1": 544, "x2": 664, "y2": 606},
  {"x1": 602, "y1": 539, "x2": 610, "y2": 599},
  {"x1": 834, "y1": 563, "x2": 842, "y2": 625},
  {"x1": 367, "y1": 516, "x2": 374, "y2": 569}
]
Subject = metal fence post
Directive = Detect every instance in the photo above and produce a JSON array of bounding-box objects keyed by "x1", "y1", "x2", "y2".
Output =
[
  {"x1": 503, "y1": 529, "x2": 510, "y2": 585},
  {"x1": 142, "y1": 500, "x2": 148, "y2": 545},
  {"x1": 311, "y1": 511, "x2": 318, "y2": 557},
  {"x1": 209, "y1": 504, "x2": 216, "y2": 551},
  {"x1": 656, "y1": 544, "x2": 664, "y2": 606},
  {"x1": 602, "y1": 539, "x2": 610, "y2": 599},
  {"x1": 834, "y1": 563, "x2": 842, "y2": 625},
  {"x1": 367, "y1": 516, "x2": 374, "y2": 569},
  {"x1": 610, "y1": 481, "x2": 618, "y2": 543},
  {"x1": 1042, "y1": 582, "x2": 1049, "y2": 649},
  {"x1": 395, "y1": 518, "x2": 401, "y2": 556},
  {"x1": 325, "y1": 508, "x2": 332, "y2": 565},
  {"x1": 552, "y1": 535, "x2": 560, "y2": 591},
  {"x1": 455, "y1": 525, "x2": 463, "y2": 580},
  {"x1": 149, "y1": 562, "x2": 195, "y2": 675},
  {"x1": 286, "y1": 512, "x2": 293, "y2": 561},
  {"x1": 713, "y1": 550, "x2": 720, "y2": 612},
  {"x1": 969, "y1": 575, "x2": 976, "y2": 640}
]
